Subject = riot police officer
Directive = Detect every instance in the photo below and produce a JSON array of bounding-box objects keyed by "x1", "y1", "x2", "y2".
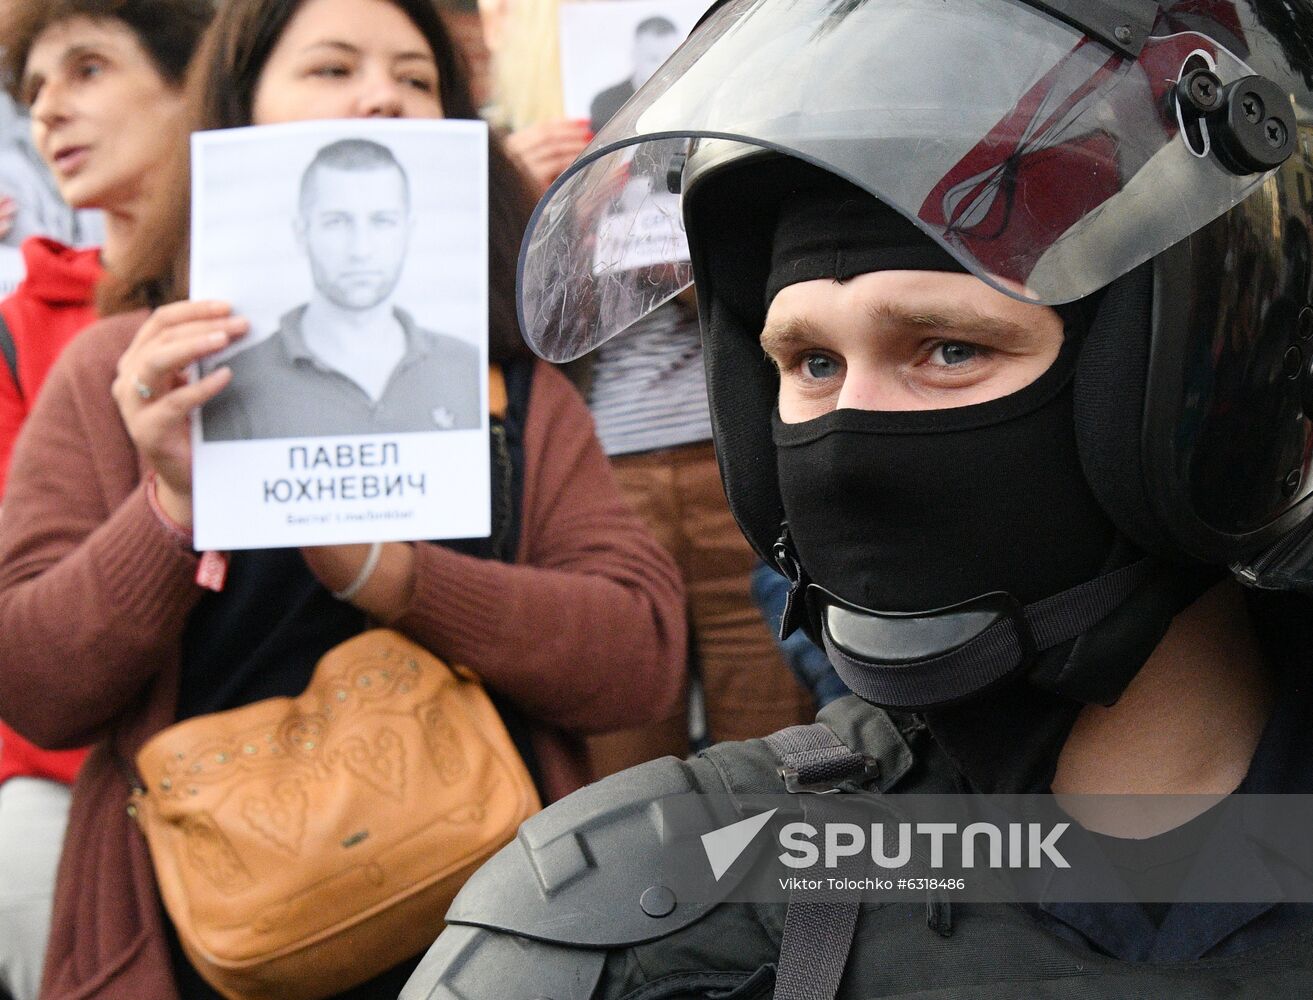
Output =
[{"x1": 403, "y1": 0, "x2": 1313, "y2": 994}]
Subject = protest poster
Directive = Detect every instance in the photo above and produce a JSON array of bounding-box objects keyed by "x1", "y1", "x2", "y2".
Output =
[
  {"x1": 559, "y1": 0, "x2": 704, "y2": 131},
  {"x1": 190, "y1": 118, "x2": 490, "y2": 551},
  {"x1": 559, "y1": 1, "x2": 705, "y2": 277}
]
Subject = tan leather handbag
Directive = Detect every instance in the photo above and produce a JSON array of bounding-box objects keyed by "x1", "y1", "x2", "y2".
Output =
[{"x1": 131, "y1": 629, "x2": 539, "y2": 1000}]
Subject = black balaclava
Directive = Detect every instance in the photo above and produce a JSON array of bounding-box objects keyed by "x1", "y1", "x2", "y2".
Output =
[
  {"x1": 769, "y1": 184, "x2": 1115, "y2": 616},
  {"x1": 764, "y1": 175, "x2": 1211, "y2": 792}
]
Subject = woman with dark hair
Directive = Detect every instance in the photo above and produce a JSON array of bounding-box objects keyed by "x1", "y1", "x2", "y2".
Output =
[
  {"x1": 0, "y1": 1, "x2": 687, "y2": 998},
  {"x1": 0, "y1": 4, "x2": 212, "y2": 999}
]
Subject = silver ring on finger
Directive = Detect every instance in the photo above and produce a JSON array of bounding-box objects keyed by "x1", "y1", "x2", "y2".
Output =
[{"x1": 133, "y1": 375, "x2": 155, "y2": 401}]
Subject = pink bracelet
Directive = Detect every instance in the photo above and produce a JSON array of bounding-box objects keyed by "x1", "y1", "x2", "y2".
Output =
[
  {"x1": 145, "y1": 474, "x2": 228, "y2": 592},
  {"x1": 145, "y1": 473, "x2": 192, "y2": 548}
]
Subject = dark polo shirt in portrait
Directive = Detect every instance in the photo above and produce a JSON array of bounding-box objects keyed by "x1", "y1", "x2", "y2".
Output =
[
  {"x1": 201, "y1": 305, "x2": 481, "y2": 441},
  {"x1": 589, "y1": 79, "x2": 635, "y2": 133}
]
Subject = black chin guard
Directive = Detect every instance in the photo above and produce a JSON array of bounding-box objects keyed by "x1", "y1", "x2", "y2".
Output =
[{"x1": 805, "y1": 559, "x2": 1153, "y2": 711}]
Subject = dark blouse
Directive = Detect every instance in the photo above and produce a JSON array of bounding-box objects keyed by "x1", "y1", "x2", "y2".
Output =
[{"x1": 171, "y1": 358, "x2": 536, "y2": 1000}]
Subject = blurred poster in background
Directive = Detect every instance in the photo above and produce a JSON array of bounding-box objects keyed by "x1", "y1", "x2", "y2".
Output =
[{"x1": 558, "y1": 0, "x2": 705, "y2": 132}]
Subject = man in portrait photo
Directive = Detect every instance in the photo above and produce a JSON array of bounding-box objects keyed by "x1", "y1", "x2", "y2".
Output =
[
  {"x1": 202, "y1": 138, "x2": 481, "y2": 442},
  {"x1": 588, "y1": 15, "x2": 680, "y2": 133}
]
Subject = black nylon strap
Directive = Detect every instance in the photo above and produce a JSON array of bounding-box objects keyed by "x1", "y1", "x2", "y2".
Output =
[
  {"x1": 821, "y1": 557, "x2": 1153, "y2": 709},
  {"x1": 0, "y1": 310, "x2": 19, "y2": 402},
  {"x1": 765, "y1": 724, "x2": 865, "y2": 1000},
  {"x1": 764, "y1": 723, "x2": 869, "y2": 787},
  {"x1": 775, "y1": 894, "x2": 860, "y2": 1000},
  {"x1": 1024, "y1": 557, "x2": 1150, "y2": 647}
]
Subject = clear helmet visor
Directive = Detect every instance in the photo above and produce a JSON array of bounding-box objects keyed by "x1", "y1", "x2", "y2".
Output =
[{"x1": 519, "y1": 0, "x2": 1276, "y2": 362}]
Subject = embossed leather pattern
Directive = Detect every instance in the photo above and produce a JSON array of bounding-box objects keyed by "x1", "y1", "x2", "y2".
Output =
[{"x1": 132, "y1": 629, "x2": 540, "y2": 1000}]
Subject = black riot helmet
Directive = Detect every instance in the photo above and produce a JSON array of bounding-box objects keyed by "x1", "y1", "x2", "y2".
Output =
[{"x1": 517, "y1": 0, "x2": 1313, "y2": 714}]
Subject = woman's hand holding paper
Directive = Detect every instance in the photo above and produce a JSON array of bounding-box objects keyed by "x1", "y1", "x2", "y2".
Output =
[{"x1": 111, "y1": 299, "x2": 247, "y2": 528}]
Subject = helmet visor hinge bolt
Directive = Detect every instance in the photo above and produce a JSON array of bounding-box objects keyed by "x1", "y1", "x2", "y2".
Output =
[
  {"x1": 1210, "y1": 75, "x2": 1296, "y2": 174},
  {"x1": 1178, "y1": 68, "x2": 1223, "y2": 115}
]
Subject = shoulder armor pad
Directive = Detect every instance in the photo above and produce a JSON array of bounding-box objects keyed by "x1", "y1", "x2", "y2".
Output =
[
  {"x1": 444, "y1": 703, "x2": 916, "y2": 952},
  {"x1": 401, "y1": 924, "x2": 605, "y2": 1000},
  {"x1": 446, "y1": 752, "x2": 746, "y2": 947}
]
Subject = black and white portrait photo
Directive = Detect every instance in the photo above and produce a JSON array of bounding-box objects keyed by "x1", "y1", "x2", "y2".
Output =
[
  {"x1": 189, "y1": 118, "x2": 491, "y2": 551},
  {"x1": 587, "y1": 15, "x2": 680, "y2": 133},
  {"x1": 201, "y1": 137, "x2": 479, "y2": 441},
  {"x1": 559, "y1": 1, "x2": 703, "y2": 131}
]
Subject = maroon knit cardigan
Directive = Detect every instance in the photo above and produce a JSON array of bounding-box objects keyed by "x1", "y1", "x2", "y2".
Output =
[{"x1": 0, "y1": 312, "x2": 687, "y2": 999}]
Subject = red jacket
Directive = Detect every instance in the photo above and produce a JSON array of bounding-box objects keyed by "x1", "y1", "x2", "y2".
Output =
[{"x1": 0, "y1": 235, "x2": 102, "y2": 787}]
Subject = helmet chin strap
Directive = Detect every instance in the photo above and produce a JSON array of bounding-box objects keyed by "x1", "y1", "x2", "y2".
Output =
[{"x1": 775, "y1": 529, "x2": 1156, "y2": 711}]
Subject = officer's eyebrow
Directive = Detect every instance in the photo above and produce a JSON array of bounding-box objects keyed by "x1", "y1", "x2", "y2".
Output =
[
  {"x1": 866, "y1": 301, "x2": 1030, "y2": 342},
  {"x1": 761, "y1": 303, "x2": 1030, "y2": 354},
  {"x1": 759, "y1": 316, "x2": 828, "y2": 355}
]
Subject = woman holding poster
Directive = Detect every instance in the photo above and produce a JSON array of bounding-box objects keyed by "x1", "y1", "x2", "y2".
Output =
[{"x1": 0, "y1": 1, "x2": 687, "y2": 998}]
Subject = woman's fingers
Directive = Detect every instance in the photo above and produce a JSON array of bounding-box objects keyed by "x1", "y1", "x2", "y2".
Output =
[
  {"x1": 545, "y1": 150, "x2": 584, "y2": 174},
  {"x1": 521, "y1": 134, "x2": 590, "y2": 162},
  {"x1": 131, "y1": 299, "x2": 236, "y2": 348},
  {"x1": 506, "y1": 119, "x2": 594, "y2": 195},
  {"x1": 507, "y1": 120, "x2": 591, "y2": 162},
  {"x1": 115, "y1": 317, "x2": 246, "y2": 405},
  {"x1": 516, "y1": 145, "x2": 591, "y2": 194},
  {"x1": 534, "y1": 128, "x2": 591, "y2": 152},
  {"x1": 127, "y1": 368, "x2": 232, "y2": 503},
  {"x1": 129, "y1": 367, "x2": 232, "y2": 438},
  {"x1": 154, "y1": 314, "x2": 248, "y2": 348},
  {"x1": 139, "y1": 329, "x2": 240, "y2": 382},
  {"x1": 111, "y1": 303, "x2": 244, "y2": 502},
  {"x1": 514, "y1": 118, "x2": 590, "y2": 143},
  {"x1": 137, "y1": 315, "x2": 247, "y2": 360},
  {"x1": 154, "y1": 366, "x2": 233, "y2": 419},
  {"x1": 554, "y1": 118, "x2": 593, "y2": 140}
]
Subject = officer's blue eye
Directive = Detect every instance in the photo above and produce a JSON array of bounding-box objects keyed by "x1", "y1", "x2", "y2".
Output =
[
  {"x1": 803, "y1": 354, "x2": 839, "y2": 380},
  {"x1": 933, "y1": 342, "x2": 979, "y2": 366}
]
